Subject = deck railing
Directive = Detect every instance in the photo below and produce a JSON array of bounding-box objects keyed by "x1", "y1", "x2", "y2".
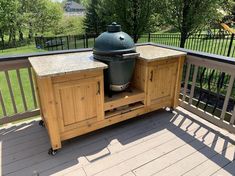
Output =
[
  {"x1": 151, "y1": 43, "x2": 235, "y2": 134},
  {"x1": 0, "y1": 48, "x2": 91, "y2": 125},
  {"x1": 0, "y1": 58, "x2": 39, "y2": 124},
  {"x1": 181, "y1": 55, "x2": 235, "y2": 133},
  {"x1": 0, "y1": 43, "x2": 235, "y2": 134}
]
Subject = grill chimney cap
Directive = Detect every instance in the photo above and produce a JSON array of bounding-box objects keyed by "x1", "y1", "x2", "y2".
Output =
[{"x1": 107, "y1": 22, "x2": 121, "y2": 32}]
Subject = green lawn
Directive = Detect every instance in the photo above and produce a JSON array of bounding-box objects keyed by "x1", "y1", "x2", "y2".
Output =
[
  {"x1": 0, "y1": 45, "x2": 45, "y2": 56},
  {"x1": 145, "y1": 35, "x2": 235, "y2": 57}
]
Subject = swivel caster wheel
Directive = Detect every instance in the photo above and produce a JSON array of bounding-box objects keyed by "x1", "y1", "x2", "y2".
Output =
[
  {"x1": 39, "y1": 120, "x2": 45, "y2": 127},
  {"x1": 169, "y1": 107, "x2": 174, "y2": 113},
  {"x1": 48, "y1": 148, "x2": 58, "y2": 156},
  {"x1": 165, "y1": 107, "x2": 174, "y2": 113}
]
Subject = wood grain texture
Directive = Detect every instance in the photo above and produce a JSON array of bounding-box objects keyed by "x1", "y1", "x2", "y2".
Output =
[
  {"x1": 104, "y1": 88, "x2": 145, "y2": 111},
  {"x1": 54, "y1": 76, "x2": 104, "y2": 133},
  {"x1": 173, "y1": 56, "x2": 185, "y2": 108},
  {"x1": 36, "y1": 76, "x2": 61, "y2": 149},
  {"x1": 33, "y1": 54, "x2": 184, "y2": 150},
  {"x1": 147, "y1": 58, "x2": 179, "y2": 107}
]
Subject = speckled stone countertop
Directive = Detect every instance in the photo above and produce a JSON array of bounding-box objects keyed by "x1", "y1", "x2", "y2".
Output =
[
  {"x1": 29, "y1": 45, "x2": 186, "y2": 77},
  {"x1": 29, "y1": 51, "x2": 107, "y2": 77},
  {"x1": 136, "y1": 45, "x2": 186, "y2": 62}
]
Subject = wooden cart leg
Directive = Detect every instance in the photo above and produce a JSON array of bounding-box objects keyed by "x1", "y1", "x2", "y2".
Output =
[
  {"x1": 48, "y1": 147, "x2": 58, "y2": 156},
  {"x1": 169, "y1": 107, "x2": 175, "y2": 113},
  {"x1": 36, "y1": 76, "x2": 62, "y2": 154},
  {"x1": 39, "y1": 120, "x2": 45, "y2": 127}
]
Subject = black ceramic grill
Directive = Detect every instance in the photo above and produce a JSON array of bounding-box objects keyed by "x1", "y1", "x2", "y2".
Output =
[{"x1": 93, "y1": 22, "x2": 139, "y2": 95}]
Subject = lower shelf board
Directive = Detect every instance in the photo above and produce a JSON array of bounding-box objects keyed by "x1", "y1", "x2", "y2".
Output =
[
  {"x1": 105, "y1": 102, "x2": 145, "y2": 119},
  {"x1": 104, "y1": 88, "x2": 145, "y2": 111}
]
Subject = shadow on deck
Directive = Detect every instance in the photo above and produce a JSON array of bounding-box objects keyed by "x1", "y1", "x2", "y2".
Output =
[{"x1": 1, "y1": 107, "x2": 235, "y2": 176}]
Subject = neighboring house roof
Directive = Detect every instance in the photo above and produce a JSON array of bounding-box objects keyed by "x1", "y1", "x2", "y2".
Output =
[{"x1": 64, "y1": 1, "x2": 86, "y2": 11}]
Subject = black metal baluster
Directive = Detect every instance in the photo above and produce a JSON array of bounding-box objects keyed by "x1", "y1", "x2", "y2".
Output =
[
  {"x1": 196, "y1": 67, "x2": 206, "y2": 107},
  {"x1": 74, "y1": 35, "x2": 77, "y2": 49},
  {"x1": 61, "y1": 37, "x2": 63, "y2": 50},
  {"x1": 204, "y1": 69, "x2": 215, "y2": 110},
  {"x1": 55, "y1": 37, "x2": 58, "y2": 50}
]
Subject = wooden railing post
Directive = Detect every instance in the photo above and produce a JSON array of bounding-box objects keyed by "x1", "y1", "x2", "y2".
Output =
[
  {"x1": 182, "y1": 63, "x2": 191, "y2": 101},
  {"x1": 220, "y1": 74, "x2": 235, "y2": 120},
  {"x1": 189, "y1": 65, "x2": 198, "y2": 105}
]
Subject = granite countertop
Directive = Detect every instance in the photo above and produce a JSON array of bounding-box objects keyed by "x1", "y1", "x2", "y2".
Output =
[
  {"x1": 136, "y1": 45, "x2": 186, "y2": 62},
  {"x1": 29, "y1": 45, "x2": 186, "y2": 77},
  {"x1": 29, "y1": 51, "x2": 107, "y2": 77}
]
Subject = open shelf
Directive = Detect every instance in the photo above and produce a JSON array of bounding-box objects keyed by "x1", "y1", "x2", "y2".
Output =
[
  {"x1": 105, "y1": 102, "x2": 145, "y2": 119},
  {"x1": 104, "y1": 88, "x2": 145, "y2": 111}
]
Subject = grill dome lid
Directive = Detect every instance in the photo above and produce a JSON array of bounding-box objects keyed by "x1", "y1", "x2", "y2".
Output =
[{"x1": 93, "y1": 22, "x2": 135, "y2": 55}]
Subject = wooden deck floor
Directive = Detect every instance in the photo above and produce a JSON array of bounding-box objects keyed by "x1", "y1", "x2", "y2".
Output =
[{"x1": 1, "y1": 107, "x2": 235, "y2": 176}]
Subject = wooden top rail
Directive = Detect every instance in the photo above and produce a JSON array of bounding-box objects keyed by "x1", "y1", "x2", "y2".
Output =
[
  {"x1": 149, "y1": 43, "x2": 235, "y2": 65},
  {"x1": 0, "y1": 48, "x2": 92, "y2": 62}
]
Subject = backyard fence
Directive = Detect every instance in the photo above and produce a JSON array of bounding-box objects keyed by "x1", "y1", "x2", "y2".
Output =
[
  {"x1": 35, "y1": 33, "x2": 235, "y2": 58},
  {"x1": 35, "y1": 34, "x2": 98, "y2": 51},
  {"x1": 140, "y1": 33, "x2": 235, "y2": 58},
  {"x1": 1, "y1": 38, "x2": 34, "y2": 51}
]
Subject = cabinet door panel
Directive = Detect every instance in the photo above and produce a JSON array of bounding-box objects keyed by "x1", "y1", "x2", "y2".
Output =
[
  {"x1": 54, "y1": 77, "x2": 103, "y2": 132},
  {"x1": 148, "y1": 61, "x2": 178, "y2": 105}
]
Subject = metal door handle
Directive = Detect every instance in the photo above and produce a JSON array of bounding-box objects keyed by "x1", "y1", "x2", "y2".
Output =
[
  {"x1": 150, "y1": 70, "x2": 153, "y2": 82},
  {"x1": 97, "y1": 81, "x2": 100, "y2": 95}
]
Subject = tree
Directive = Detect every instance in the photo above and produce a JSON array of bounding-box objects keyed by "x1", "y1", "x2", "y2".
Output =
[
  {"x1": 0, "y1": 0, "x2": 19, "y2": 45},
  {"x1": 83, "y1": 0, "x2": 155, "y2": 42},
  {"x1": 83, "y1": 0, "x2": 107, "y2": 34},
  {"x1": 113, "y1": 0, "x2": 155, "y2": 43},
  {"x1": 32, "y1": 0, "x2": 63, "y2": 34},
  {"x1": 53, "y1": 16, "x2": 85, "y2": 35},
  {"x1": 157, "y1": 0, "x2": 223, "y2": 48}
]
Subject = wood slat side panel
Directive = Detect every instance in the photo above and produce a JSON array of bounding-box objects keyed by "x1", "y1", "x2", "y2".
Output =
[
  {"x1": 173, "y1": 56, "x2": 185, "y2": 108},
  {"x1": 36, "y1": 76, "x2": 61, "y2": 149}
]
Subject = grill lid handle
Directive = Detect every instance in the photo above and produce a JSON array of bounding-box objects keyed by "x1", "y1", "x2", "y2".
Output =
[
  {"x1": 107, "y1": 22, "x2": 121, "y2": 32},
  {"x1": 122, "y1": 53, "x2": 140, "y2": 59}
]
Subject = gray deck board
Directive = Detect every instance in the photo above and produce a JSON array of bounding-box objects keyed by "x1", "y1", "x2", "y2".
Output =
[{"x1": 1, "y1": 108, "x2": 235, "y2": 176}]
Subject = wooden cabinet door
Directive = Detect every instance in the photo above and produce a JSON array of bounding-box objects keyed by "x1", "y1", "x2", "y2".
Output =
[
  {"x1": 54, "y1": 76, "x2": 104, "y2": 132},
  {"x1": 147, "y1": 61, "x2": 178, "y2": 106}
]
